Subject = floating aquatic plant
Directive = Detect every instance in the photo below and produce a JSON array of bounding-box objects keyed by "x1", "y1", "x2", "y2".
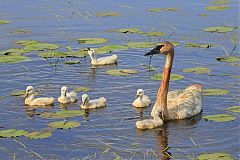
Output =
[
  {"x1": 204, "y1": 26, "x2": 235, "y2": 33},
  {"x1": 171, "y1": 41, "x2": 180, "y2": 47},
  {"x1": 39, "y1": 50, "x2": 86, "y2": 58},
  {"x1": 197, "y1": 152, "x2": 233, "y2": 160},
  {"x1": 199, "y1": 14, "x2": 210, "y2": 17},
  {"x1": 15, "y1": 40, "x2": 38, "y2": 46},
  {"x1": 205, "y1": 6, "x2": 228, "y2": 11},
  {"x1": 203, "y1": 114, "x2": 236, "y2": 122},
  {"x1": 126, "y1": 42, "x2": 154, "y2": 48},
  {"x1": 203, "y1": 88, "x2": 229, "y2": 96},
  {"x1": 77, "y1": 38, "x2": 108, "y2": 44},
  {"x1": 185, "y1": 43, "x2": 214, "y2": 48},
  {"x1": 0, "y1": 20, "x2": 11, "y2": 25},
  {"x1": 74, "y1": 86, "x2": 91, "y2": 92},
  {"x1": 0, "y1": 55, "x2": 30, "y2": 63},
  {"x1": 183, "y1": 66, "x2": 211, "y2": 74},
  {"x1": 96, "y1": 12, "x2": 120, "y2": 17},
  {"x1": 226, "y1": 106, "x2": 240, "y2": 113},
  {"x1": 48, "y1": 121, "x2": 81, "y2": 129},
  {"x1": 216, "y1": 56, "x2": 240, "y2": 62},
  {"x1": 10, "y1": 90, "x2": 26, "y2": 97},
  {"x1": 106, "y1": 28, "x2": 142, "y2": 33},
  {"x1": 148, "y1": 8, "x2": 178, "y2": 12},
  {"x1": 106, "y1": 69, "x2": 138, "y2": 76},
  {"x1": 25, "y1": 131, "x2": 52, "y2": 139},
  {"x1": 40, "y1": 110, "x2": 84, "y2": 119},
  {"x1": 95, "y1": 45, "x2": 128, "y2": 54},
  {"x1": 23, "y1": 42, "x2": 59, "y2": 51},
  {"x1": 63, "y1": 60, "x2": 80, "y2": 65},
  {"x1": 142, "y1": 31, "x2": 165, "y2": 37},
  {"x1": 151, "y1": 73, "x2": 184, "y2": 81},
  {"x1": 11, "y1": 30, "x2": 31, "y2": 34},
  {"x1": 141, "y1": 64, "x2": 157, "y2": 71},
  {"x1": 0, "y1": 48, "x2": 29, "y2": 56},
  {"x1": 211, "y1": 0, "x2": 229, "y2": 4},
  {"x1": 0, "y1": 129, "x2": 28, "y2": 138}
]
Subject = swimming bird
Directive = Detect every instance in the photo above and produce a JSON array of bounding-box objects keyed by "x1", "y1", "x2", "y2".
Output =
[
  {"x1": 58, "y1": 86, "x2": 77, "y2": 104},
  {"x1": 87, "y1": 48, "x2": 118, "y2": 65},
  {"x1": 81, "y1": 94, "x2": 106, "y2": 109},
  {"x1": 132, "y1": 89, "x2": 151, "y2": 108},
  {"x1": 25, "y1": 86, "x2": 55, "y2": 106},
  {"x1": 136, "y1": 42, "x2": 202, "y2": 129}
]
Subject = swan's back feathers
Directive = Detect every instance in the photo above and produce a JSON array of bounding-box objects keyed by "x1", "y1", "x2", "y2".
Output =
[
  {"x1": 30, "y1": 97, "x2": 54, "y2": 106},
  {"x1": 95, "y1": 54, "x2": 118, "y2": 65},
  {"x1": 67, "y1": 91, "x2": 78, "y2": 102}
]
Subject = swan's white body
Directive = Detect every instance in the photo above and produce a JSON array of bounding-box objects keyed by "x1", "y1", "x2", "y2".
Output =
[
  {"x1": 58, "y1": 86, "x2": 78, "y2": 104},
  {"x1": 136, "y1": 42, "x2": 203, "y2": 129},
  {"x1": 132, "y1": 89, "x2": 151, "y2": 108},
  {"x1": 81, "y1": 94, "x2": 106, "y2": 109},
  {"x1": 25, "y1": 86, "x2": 54, "y2": 106},
  {"x1": 87, "y1": 48, "x2": 118, "y2": 65}
]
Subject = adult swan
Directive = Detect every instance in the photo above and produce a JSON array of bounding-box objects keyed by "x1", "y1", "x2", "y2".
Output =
[{"x1": 136, "y1": 42, "x2": 202, "y2": 129}]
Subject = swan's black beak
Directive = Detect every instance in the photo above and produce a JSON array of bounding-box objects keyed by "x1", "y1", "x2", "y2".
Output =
[{"x1": 145, "y1": 45, "x2": 164, "y2": 56}]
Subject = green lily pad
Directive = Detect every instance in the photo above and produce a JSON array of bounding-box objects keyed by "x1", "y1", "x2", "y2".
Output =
[
  {"x1": 199, "y1": 14, "x2": 210, "y2": 17},
  {"x1": 183, "y1": 66, "x2": 211, "y2": 74},
  {"x1": 204, "y1": 26, "x2": 235, "y2": 33},
  {"x1": 0, "y1": 55, "x2": 30, "y2": 63},
  {"x1": 96, "y1": 12, "x2": 120, "y2": 17},
  {"x1": 211, "y1": 0, "x2": 229, "y2": 4},
  {"x1": 73, "y1": 86, "x2": 91, "y2": 92},
  {"x1": 229, "y1": 63, "x2": 240, "y2": 66},
  {"x1": 141, "y1": 64, "x2": 157, "y2": 71},
  {"x1": 23, "y1": 42, "x2": 59, "y2": 51},
  {"x1": 15, "y1": 40, "x2": 38, "y2": 46},
  {"x1": 203, "y1": 88, "x2": 229, "y2": 96},
  {"x1": 64, "y1": 60, "x2": 80, "y2": 65},
  {"x1": 95, "y1": 45, "x2": 128, "y2": 54},
  {"x1": 39, "y1": 50, "x2": 86, "y2": 58},
  {"x1": 216, "y1": 56, "x2": 240, "y2": 62},
  {"x1": 0, "y1": 48, "x2": 29, "y2": 56},
  {"x1": 106, "y1": 28, "x2": 142, "y2": 33},
  {"x1": 205, "y1": 6, "x2": 228, "y2": 11},
  {"x1": 10, "y1": 90, "x2": 25, "y2": 97},
  {"x1": 226, "y1": 106, "x2": 240, "y2": 113},
  {"x1": 197, "y1": 152, "x2": 233, "y2": 160},
  {"x1": 148, "y1": 8, "x2": 178, "y2": 12},
  {"x1": 142, "y1": 31, "x2": 165, "y2": 37},
  {"x1": 77, "y1": 38, "x2": 108, "y2": 44},
  {"x1": 0, "y1": 129, "x2": 28, "y2": 138},
  {"x1": 171, "y1": 41, "x2": 180, "y2": 47},
  {"x1": 40, "y1": 110, "x2": 84, "y2": 119},
  {"x1": 203, "y1": 114, "x2": 236, "y2": 122},
  {"x1": 106, "y1": 69, "x2": 138, "y2": 76},
  {"x1": 151, "y1": 73, "x2": 184, "y2": 81},
  {"x1": 0, "y1": 20, "x2": 11, "y2": 25},
  {"x1": 185, "y1": 43, "x2": 214, "y2": 48},
  {"x1": 48, "y1": 121, "x2": 81, "y2": 129},
  {"x1": 11, "y1": 30, "x2": 31, "y2": 34},
  {"x1": 25, "y1": 131, "x2": 52, "y2": 139},
  {"x1": 126, "y1": 42, "x2": 154, "y2": 48}
]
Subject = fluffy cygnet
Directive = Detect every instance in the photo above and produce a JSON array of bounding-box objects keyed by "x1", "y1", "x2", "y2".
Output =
[
  {"x1": 87, "y1": 48, "x2": 118, "y2": 65},
  {"x1": 81, "y1": 94, "x2": 106, "y2": 109},
  {"x1": 58, "y1": 86, "x2": 78, "y2": 104},
  {"x1": 25, "y1": 86, "x2": 54, "y2": 106},
  {"x1": 132, "y1": 89, "x2": 151, "y2": 108}
]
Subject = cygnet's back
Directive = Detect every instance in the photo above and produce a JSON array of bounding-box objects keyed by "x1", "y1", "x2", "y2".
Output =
[{"x1": 81, "y1": 94, "x2": 106, "y2": 109}]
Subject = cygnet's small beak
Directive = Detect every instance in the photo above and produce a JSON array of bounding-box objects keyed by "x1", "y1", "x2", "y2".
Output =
[
  {"x1": 135, "y1": 94, "x2": 140, "y2": 99},
  {"x1": 87, "y1": 48, "x2": 91, "y2": 51},
  {"x1": 82, "y1": 99, "x2": 87, "y2": 106},
  {"x1": 25, "y1": 93, "x2": 29, "y2": 98},
  {"x1": 145, "y1": 45, "x2": 164, "y2": 56}
]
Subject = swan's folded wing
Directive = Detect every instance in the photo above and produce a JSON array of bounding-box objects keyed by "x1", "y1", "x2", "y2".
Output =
[{"x1": 30, "y1": 97, "x2": 54, "y2": 106}]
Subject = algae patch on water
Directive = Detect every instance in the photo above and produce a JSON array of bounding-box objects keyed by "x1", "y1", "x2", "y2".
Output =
[
  {"x1": 204, "y1": 26, "x2": 235, "y2": 33},
  {"x1": 0, "y1": 129, "x2": 28, "y2": 138},
  {"x1": 203, "y1": 88, "x2": 229, "y2": 96},
  {"x1": 205, "y1": 6, "x2": 228, "y2": 11},
  {"x1": 148, "y1": 8, "x2": 178, "y2": 12},
  {"x1": 151, "y1": 73, "x2": 184, "y2": 81},
  {"x1": 40, "y1": 110, "x2": 84, "y2": 119},
  {"x1": 77, "y1": 38, "x2": 108, "y2": 44},
  {"x1": 96, "y1": 12, "x2": 120, "y2": 17},
  {"x1": 74, "y1": 86, "x2": 91, "y2": 92},
  {"x1": 48, "y1": 121, "x2": 81, "y2": 129},
  {"x1": 197, "y1": 152, "x2": 233, "y2": 160},
  {"x1": 126, "y1": 42, "x2": 154, "y2": 48},
  {"x1": 95, "y1": 45, "x2": 128, "y2": 54},
  {"x1": 0, "y1": 20, "x2": 11, "y2": 25},
  {"x1": 106, "y1": 69, "x2": 138, "y2": 76},
  {"x1": 25, "y1": 131, "x2": 52, "y2": 139},
  {"x1": 226, "y1": 106, "x2": 240, "y2": 113},
  {"x1": 185, "y1": 43, "x2": 214, "y2": 48},
  {"x1": 183, "y1": 66, "x2": 211, "y2": 74}
]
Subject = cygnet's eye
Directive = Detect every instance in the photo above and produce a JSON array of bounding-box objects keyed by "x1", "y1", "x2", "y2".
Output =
[{"x1": 91, "y1": 49, "x2": 94, "y2": 51}]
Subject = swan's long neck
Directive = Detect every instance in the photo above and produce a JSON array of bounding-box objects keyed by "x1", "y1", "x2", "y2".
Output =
[
  {"x1": 89, "y1": 53, "x2": 97, "y2": 63},
  {"x1": 25, "y1": 93, "x2": 35, "y2": 105},
  {"x1": 156, "y1": 50, "x2": 174, "y2": 120}
]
